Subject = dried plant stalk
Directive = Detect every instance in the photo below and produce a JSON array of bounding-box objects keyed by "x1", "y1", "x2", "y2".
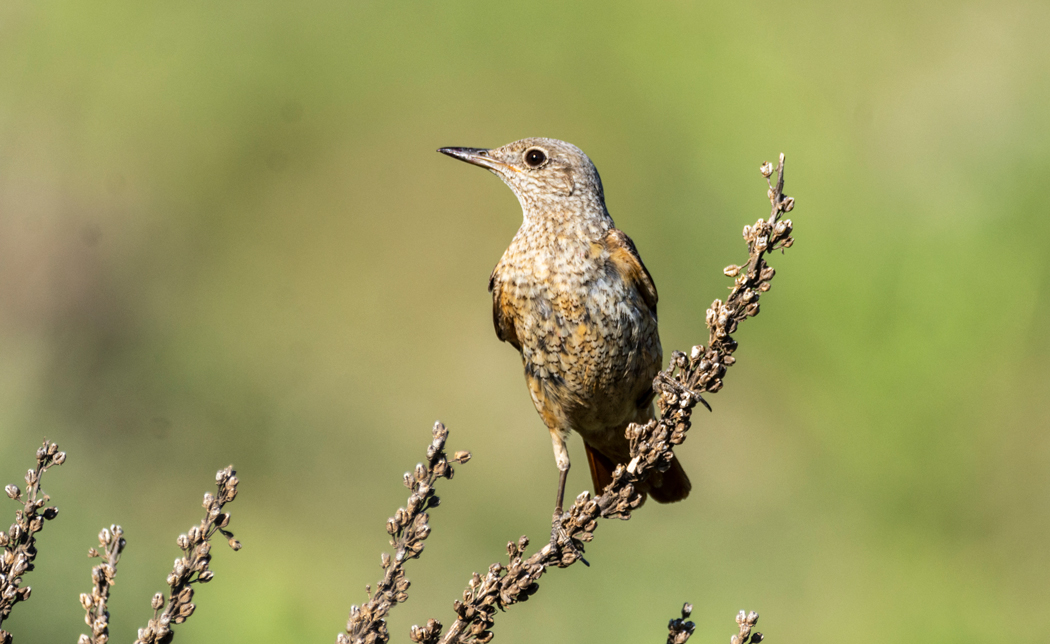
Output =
[
  {"x1": 133, "y1": 466, "x2": 241, "y2": 644},
  {"x1": 0, "y1": 440, "x2": 66, "y2": 644},
  {"x1": 670, "y1": 152, "x2": 794, "y2": 397},
  {"x1": 666, "y1": 603, "x2": 696, "y2": 644},
  {"x1": 77, "y1": 525, "x2": 126, "y2": 644},
  {"x1": 731, "y1": 610, "x2": 763, "y2": 644},
  {"x1": 338, "y1": 422, "x2": 471, "y2": 644},
  {"x1": 410, "y1": 155, "x2": 796, "y2": 644}
]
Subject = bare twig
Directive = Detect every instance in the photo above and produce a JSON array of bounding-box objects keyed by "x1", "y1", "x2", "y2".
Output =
[
  {"x1": 133, "y1": 466, "x2": 241, "y2": 644},
  {"x1": 417, "y1": 155, "x2": 795, "y2": 644},
  {"x1": 339, "y1": 422, "x2": 471, "y2": 644},
  {"x1": 669, "y1": 605, "x2": 766, "y2": 644},
  {"x1": 679, "y1": 152, "x2": 794, "y2": 396},
  {"x1": 666, "y1": 603, "x2": 696, "y2": 644},
  {"x1": 77, "y1": 525, "x2": 126, "y2": 644},
  {"x1": 731, "y1": 610, "x2": 763, "y2": 644},
  {"x1": 0, "y1": 440, "x2": 65, "y2": 644}
]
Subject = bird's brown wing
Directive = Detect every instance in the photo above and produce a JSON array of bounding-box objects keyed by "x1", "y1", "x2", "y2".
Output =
[
  {"x1": 593, "y1": 229, "x2": 690, "y2": 503},
  {"x1": 602, "y1": 228, "x2": 658, "y2": 316},
  {"x1": 488, "y1": 268, "x2": 522, "y2": 351}
]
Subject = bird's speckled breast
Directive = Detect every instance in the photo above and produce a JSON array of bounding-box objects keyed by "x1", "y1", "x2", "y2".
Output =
[{"x1": 494, "y1": 218, "x2": 662, "y2": 447}]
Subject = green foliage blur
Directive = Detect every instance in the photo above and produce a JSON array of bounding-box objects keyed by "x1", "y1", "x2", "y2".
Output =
[{"x1": 1, "y1": 1, "x2": 1048, "y2": 642}]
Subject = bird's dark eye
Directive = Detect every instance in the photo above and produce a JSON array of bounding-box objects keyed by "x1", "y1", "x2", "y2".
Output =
[{"x1": 524, "y1": 148, "x2": 547, "y2": 168}]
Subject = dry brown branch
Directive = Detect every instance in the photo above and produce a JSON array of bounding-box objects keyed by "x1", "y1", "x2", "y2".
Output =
[
  {"x1": 338, "y1": 422, "x2": 471, "y2": 644},
  {"x1": 1, "y1": 443, "x2": 240, "y2": 644},
  {"x1": 731, "y1": 610, "x2": 763, "y2": 644},
  {"x1": 676, "y1": 152, "x2": 794, "y2": 396},
  {"x1": 341, "y1": 156, "x2": 795, "y2": 644},
  {"x1": 0, "y1": 440, "x2": 66, "y2": 644},
  {"x1": 132, "y1": 466, "x2": 241, "y2": 644},
  {"x1": 668, "y1": 608, "x2": 764, "y2": 644},
  {"x1": 666, "y1": 603, "x2": 696, "y2": 644},
  {"x1": 78, "y1": 525, "x2": 126, "y2": 644}
]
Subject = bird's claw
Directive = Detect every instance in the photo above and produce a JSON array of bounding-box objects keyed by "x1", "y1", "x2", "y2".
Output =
[{"x1": 549, "y1": 510, "x2": 589, "y2": 567}]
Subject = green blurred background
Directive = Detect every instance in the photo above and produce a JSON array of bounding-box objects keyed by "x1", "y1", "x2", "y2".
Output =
[{"x1": 1, "y1": 1, "x2": 1048, "y2": 642}]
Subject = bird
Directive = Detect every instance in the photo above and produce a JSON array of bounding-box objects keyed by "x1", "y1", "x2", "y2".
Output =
[{"x1": 438, "y1": 138, "x2": 690, "y2": 544}]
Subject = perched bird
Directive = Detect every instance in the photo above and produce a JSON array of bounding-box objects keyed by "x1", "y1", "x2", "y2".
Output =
[{"x1": 438, "y1": 138, "x2": 690, "y2": 539}]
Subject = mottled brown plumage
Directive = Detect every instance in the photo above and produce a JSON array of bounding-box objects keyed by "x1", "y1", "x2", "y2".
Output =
[{"x1": 439, "y1": 138, "x2": 690, "y2": 528}]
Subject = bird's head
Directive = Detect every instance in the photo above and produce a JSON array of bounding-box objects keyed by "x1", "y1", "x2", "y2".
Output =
[{"x1": 438, "y1": 138, "x2": 606, "y2": 216}]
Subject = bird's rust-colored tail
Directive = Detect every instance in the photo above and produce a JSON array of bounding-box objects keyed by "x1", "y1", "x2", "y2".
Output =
[
  {"x1": 584, "y1": 442, "x2": 691, "y2": 504},
  {"x1": 585, "y1": 442, "x2": 617, "y2": 496},
  {"x1": 647, "y1": 453, "x2": 691, "y2": 503}
]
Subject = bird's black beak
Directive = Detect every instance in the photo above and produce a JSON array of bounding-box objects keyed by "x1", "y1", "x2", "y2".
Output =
[{"x1": 437, "y1": 147, "x2": 507, "y2": 172}]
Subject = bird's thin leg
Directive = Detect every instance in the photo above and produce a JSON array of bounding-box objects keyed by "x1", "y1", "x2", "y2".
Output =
[
  {"x1": 555, "y1": 467, "x2": 568, "y2": 514},
  {"x1": 548, "y1": 431, "x2": 588, "y2": 565},
  {"x1": 548, "y1": 431, "x2": 571, "y2": 550}
]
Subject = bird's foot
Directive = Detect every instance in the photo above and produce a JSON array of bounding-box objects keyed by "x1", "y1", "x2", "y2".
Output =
[{"x1": 549, "y1": 510, "x2": 589, "y2": 567}]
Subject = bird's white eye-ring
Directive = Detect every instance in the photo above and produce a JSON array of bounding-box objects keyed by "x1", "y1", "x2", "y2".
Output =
[{"x1": 523, "y1": 147, "x2": 548, "y2": 168}]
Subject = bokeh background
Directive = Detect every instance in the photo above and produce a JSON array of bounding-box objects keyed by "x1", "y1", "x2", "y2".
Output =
[{"x1": 2, "y1": 1, "x2": 1048, "y2": 642}]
